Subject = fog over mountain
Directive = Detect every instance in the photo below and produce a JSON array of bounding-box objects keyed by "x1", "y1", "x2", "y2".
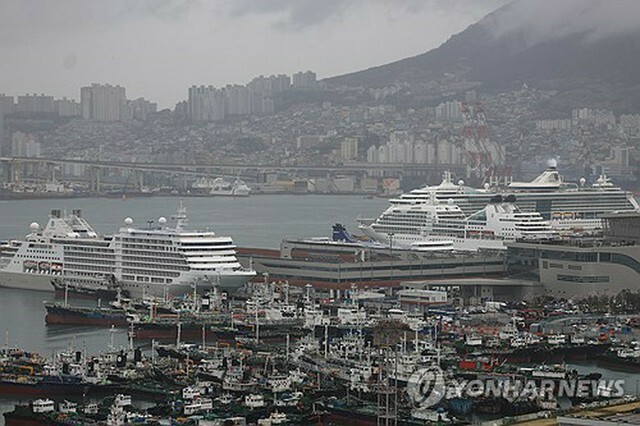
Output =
[
  {"x1": 0, "y1": 0, "x2": 507, "y2": 108},
  {"x1": 327, "y1": 0, "x2": 640, "y2": 107}
]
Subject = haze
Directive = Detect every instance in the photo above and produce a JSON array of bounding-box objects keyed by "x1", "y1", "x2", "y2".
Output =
[{"x1": 0, "y1": 0, "x2": 509, "y2": 109}]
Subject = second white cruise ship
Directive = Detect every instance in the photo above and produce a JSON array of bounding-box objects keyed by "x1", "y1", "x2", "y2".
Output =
[
  {"x1": 359, "y1": 195, "x2": 557, "y2": 251},
  {"x1": 392, "y1": 161, "x2": 639, "y2": 231},
  {"x1": 0, "y1": 202, "x2": 256, "y2": 296}
]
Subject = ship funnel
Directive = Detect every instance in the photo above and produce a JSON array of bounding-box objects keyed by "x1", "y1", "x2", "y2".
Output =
[{"x1": 332, "y1": 223, "x2": 354, "y2": 242}]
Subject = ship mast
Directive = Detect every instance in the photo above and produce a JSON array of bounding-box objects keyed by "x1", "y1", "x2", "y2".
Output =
[{"x1": 173, "y1": 200, "x2": 189, "y2": 231}]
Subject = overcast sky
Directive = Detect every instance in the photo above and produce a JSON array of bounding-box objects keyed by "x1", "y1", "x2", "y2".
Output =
[{"x1": 0, "y1": 0, "x2": 511, "y2": 109}]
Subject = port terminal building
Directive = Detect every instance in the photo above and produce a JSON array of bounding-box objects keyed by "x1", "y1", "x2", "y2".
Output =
[
  {"x1": 238, "y1": 212, "x2": 640, "y2": 302},
  {"x1": 506, "y1": 212, "x2": 640, "y2": 299},
  {"x1": 237, "y1": 238, "x2": 506, "y2": 297}
]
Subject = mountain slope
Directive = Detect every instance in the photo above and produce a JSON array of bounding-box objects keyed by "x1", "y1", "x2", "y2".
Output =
[{"x1": 325, "y1": 1, "x2": 640, "y2": 95}]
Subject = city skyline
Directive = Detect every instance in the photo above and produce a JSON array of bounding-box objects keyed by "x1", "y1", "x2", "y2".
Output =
[{"x1": 0, "y1": 0, "x2": 509, "y2": 109}]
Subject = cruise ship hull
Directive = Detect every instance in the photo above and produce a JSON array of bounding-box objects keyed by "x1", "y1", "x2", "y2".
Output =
[
  {"x1": 0, "y1": 271, "x2": 54, "y2": 292},
  {"x1": 144, "y1": 271, "x2": 255, "y2": 297},
  {"x1": 359, "y1": 226, "x2": 506, "y2": 251}
]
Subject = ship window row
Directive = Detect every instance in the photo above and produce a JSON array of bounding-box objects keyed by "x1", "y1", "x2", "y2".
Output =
[
  {"x1": 65, "y1": 264, "x2": 113, "y2": 273},
  {"x1": 121, "y1": 238, "x2": 173, "y2": 245},
  {"x1": 121, "y1": 262, "x2": 189, "y2": 271},
  {"x1": 67, "y1": 272, "x2": 111, "y2": 278},
  {"x1": 180, "y1": 242, "x2": 233, "y2": 247},
  {"x1": 122, "y1": 268, "x2": 180, "y2": 278},
  {"x1": 122, "y1": 256, "x2": 187, "y2": 265},
  {"x1": 557, "y1": 274, "x2": 610, "y2": 283},
  {"x1": 122, "y1": 244, "x2": 178, "y2": 251},
  {"x1": 64, "y1": 250, "x2": 114, "y2": 257},
  {"x1": 66, "y1": 257, "x2": 115, "y2": 266},
  {"x1": 387, "y1": 212, "x2": 433, "y2": 217},
  {"x1": 64, "y1": 259, "x2": 115, "y2": 266},
  {"x1": 376, "y1": 221, "x2": 431, "y2": 228},
  {"x1": 64, "y1": 253, "x2": 116, "y2": 260},
  {"x1": 120, "y1": 275, "x2": 173, "y2": 284},
  {"x1": 183, "y1": 246, "x2": 236, "y2": 257},
  {"x1": 374, "y1": 227, "x2": 421, "y2": 234},
  {"x1": 15, "y1": 254, "x2": 60, "y2": 260},
  {"x1": 24, "y1": 249, "x2": 57, "y2": 255},
  {"x1": 438, "y1": 223, "x2": 465, "y2": 229},
  {"x1": 122, "y1": 252, "x2": 186, "y2": 260},
  {"x1": 183, "y1": 251, "x2": 237, "y2": 258},
  {"x1": 63, "y1": 245, "x2": 112, "y2": 252},
  {"x1": 52, "y1": 240, "x2": 110, "y2": 247},
  {"x1": 378, "y1": 221, "x2": 430, "y2": 227},
  {"x1": 379, "y1": 216, "x2": 431, "y2": 223},
  {"x1": 27, "y1": 243, "x2": 52, "y2": 249},
  {"x1": 121, "y1": 249, "x2": 184, "y2": 257}
]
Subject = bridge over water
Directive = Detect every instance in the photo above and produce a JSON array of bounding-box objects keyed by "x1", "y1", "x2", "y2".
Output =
[{"x1": 0, "y1": 157, "x2": 467, "y2": 192}]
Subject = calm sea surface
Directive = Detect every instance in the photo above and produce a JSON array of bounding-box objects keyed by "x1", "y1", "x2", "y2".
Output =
[{"x1": 0, "y1": 195, "x2": 638, "y2": 422}]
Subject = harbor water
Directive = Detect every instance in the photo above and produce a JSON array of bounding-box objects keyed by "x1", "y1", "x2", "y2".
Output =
[{"x1": 1, "y1": 195, "x2": 640, "y2": 423}]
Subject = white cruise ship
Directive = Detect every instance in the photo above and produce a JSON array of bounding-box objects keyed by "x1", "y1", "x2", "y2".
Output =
[
  {"x1": 359, "y1": 196, "x2": 557, "y2": 251},
  {"x1": 0, "y1": 203, "x2": 256, "y2": 296},
  {"x1": 392, "y1": 161, "x2": 639, "y2": 231},
  {"x1": 192, "y1": 177, "x2": 251, "y2": 197}
]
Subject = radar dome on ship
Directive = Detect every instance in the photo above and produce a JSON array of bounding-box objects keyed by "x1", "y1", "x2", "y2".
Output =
[
  {"x1": 579, "y1": 177, "x2": 586, "y2": 186},
  {"x1": 158, "y1": 217, "x2": 167, "y2": 225},
  {"x1": 124, "y1": 217, "x2": 133, "y2": 226},
  {"x1": 483, "y1": 183, "x2": 490, "y2": 190},
  {"x1": 547, "y1": 158, "x2": 558, "y2": 168},
  {"x1": 30, "y1": 222, "x2": 39, "y2": 232},
  {"x1": 458, "y1": 180, "x2": 465, "y2": 186}
]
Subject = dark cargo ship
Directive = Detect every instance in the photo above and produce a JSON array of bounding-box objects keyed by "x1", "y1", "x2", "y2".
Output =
[{"x1": 44, "y1": 303, "x2": 130, "y2": 327}]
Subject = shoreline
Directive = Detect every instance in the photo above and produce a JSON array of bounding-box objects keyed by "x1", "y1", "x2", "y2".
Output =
[{"x1": 0, "y1": 191, "x2": 393, "y2": 201}]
